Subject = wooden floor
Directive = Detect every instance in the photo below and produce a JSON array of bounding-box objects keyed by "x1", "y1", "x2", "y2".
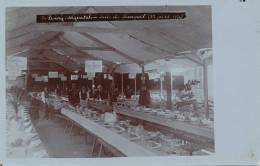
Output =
[{"x1": 31, "y1": 109, "x2": 93, "y2": 158}]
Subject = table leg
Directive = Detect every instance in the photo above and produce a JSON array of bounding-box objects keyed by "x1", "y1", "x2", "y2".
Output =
[
  {"x1": 98, "y1": 143, "x2": 103, "y2": 157},
  {"x1": 69, "y1": 122, "x2": 74, "y2": 135},
  {"x1": 91, "y1": 137, "x2": 97, "y2": 157},
  {"x1": 64, "y1": 120, "x2": 69, "y2": 133}
]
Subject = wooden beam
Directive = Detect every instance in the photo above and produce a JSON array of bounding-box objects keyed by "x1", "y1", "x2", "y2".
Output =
[
  {"x1": 29, "y1": 49, "x2": 81, "y2": 72},
  {"x1": 80, "y1": 32, "x2": 142, "y2": 64},
  {"x1": 58, "y1": 35, "x2": 115, "y2": 68},
  {"x1": 26, "y1": 68, "x2": 65, "y2": 71},
  {"x1": 6, "y1": 32, "x2": 43, "y2": 50},
  {"x1": 58, "y1": 36, "x2": 101, "y2": 60},
  {"x1": 6, "y1": 29, "x2": 32, "y2": 42},
  {"x1": 144, "y1": 52, "x2": 203, "y2": 66},
  {"x1": 6, "y1": 32, "x2": 60, "y2": 55},
  {"x1": 183, "y1": 55, "x2": 203, "y2": 66},
  {"x1": 26, "y1": 33, "x2": 114, "y2": 71},
  {"x1": 6, "y1": 48, "x2": 30, "y2": 57},
  {"x1": 25, "y1": 32, "x2": 61, "y2": 46},
  {"x1": 31, "y1": 24, "x2": 121, "y2": 33},
  {"x1": 12, "y1": 44, "x2": 114, "y2": 51},
  {"x1": 6, "y1": 7, "x2": 90, "y2": 40},
  {"x1": 27, "y1": 52, "x2": 67, "y2": 71},
  {"x1": 28, "y1": 61, "x2": 66, "y2": 70},
  {"x1": 45, "y1": 49, "x2": 84, "y2": 72},
  {"x1": 28, "y1": 59, "x2": 68, "y2": 64}
]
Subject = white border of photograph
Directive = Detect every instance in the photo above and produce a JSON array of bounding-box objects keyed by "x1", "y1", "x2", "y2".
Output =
[{"x1": 0, "y1": 0, "x2": 260, "y2": 166}]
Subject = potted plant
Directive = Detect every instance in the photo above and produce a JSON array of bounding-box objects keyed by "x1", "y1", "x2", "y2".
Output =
[{"x1": 8, "y1": 86, "x2": 26, "y2": 119}]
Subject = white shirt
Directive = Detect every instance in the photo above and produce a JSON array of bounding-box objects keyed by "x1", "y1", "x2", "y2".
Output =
[{"x1": 41, "y1": 91, "x2": 48, "y2": 104}]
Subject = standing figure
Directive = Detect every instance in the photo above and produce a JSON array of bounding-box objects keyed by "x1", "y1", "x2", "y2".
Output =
[
  {"x1": 79, "y1": 86, "x2": 89, "y2": 108},
  {"x1": 80, "y1": 86, "x2": 87, "y2": 101},
  {"x1": 138, "y1": 74, "x2": 151, "y2": 107},
  {"x1": 90, "y1": 85, "x2": 96, "y2": 99},
  {"x1": 68, "y1": 84, "x2": 80, "y2": 107},
  {"x1": 96, "y1": 84, "x2": 103, "y2": 100},
  {"x1": 55, "y1": 84, "x2": 62, "y2": 96},
  {"x1": 139, "y1": 86, "x2": 151, "y2": 107},
  {"x1": 41, "y1": 87, "x2": 50, "y2": 120},
  {"x1": 125, "y1": 85, "x2": 133, "y2": 99}
]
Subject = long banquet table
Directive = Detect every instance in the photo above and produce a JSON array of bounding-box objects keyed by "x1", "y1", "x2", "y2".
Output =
[
  {"x1": 61, "y1": 108, "x2": 155, "y2": 157},
  {"x1": 87, "y1": 99, "x2": 112, "y2": 112},
  {"x1": 114, "y1": 108, "x2": 214, "y2": 140}
]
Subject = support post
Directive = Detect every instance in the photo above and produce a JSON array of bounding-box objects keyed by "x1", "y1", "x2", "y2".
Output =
[
  {"x1": 25, "y1": 72, "x2": 29, "y2": 91},
  {"x1": 160, "y1": 75, "x2": 163, "y2": 100},
  {"x1": 92, "y1": 78, "x2": 94, "y2": 89},
  {"x1": 25, "y1": 57, "x2": 29, "y2": 91},
  {"x1": 165, "y1": 72, "x2": 172, "y2": 109},
  {"x1": 111, "y1": 72, "x2": 115, "y2": 91},
  {"x1": 203, "y1": 60, "x2": 209, "y2": 119},
  {"x1": 121, "y1": 73, "x2": 124, "y2": 97},
  {"x1": 134, "y1": 75, "x2": 137, "y2": 97},
  {"x1": 170, "y1": 72, "x2": 173, "y2": 100}
]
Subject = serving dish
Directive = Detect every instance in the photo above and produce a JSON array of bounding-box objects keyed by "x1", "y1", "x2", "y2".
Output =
[
  {"x1": 129, "y1": 132, "x2": 141, "y2": 141},
  {"x1": 114, "y1": 125, "x2": 125, "y2": 134},
  {"x1": 147, "y1": 140, "x2": 162, "y2": 149}
]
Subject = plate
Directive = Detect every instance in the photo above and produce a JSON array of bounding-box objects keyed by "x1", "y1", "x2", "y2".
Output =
[
  {"x1": 147, "y1": 140, "x2": 162, "y2": 149},
  {"x1": 104, "y1": 124, "x2": 112, "y2": 128},
  {"x1": 129, "y1": 133, "x2": 141, "y2": 141},
  {"x1": 114, "y1": 125, "x2": 125, "y2": 134},
  {"x1": 94, "y1": 118, "x2": 100, "y2": 122}
]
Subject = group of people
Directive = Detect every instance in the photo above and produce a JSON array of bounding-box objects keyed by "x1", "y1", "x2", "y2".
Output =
[
  {"x1": 41, "y1": 84, "x2": 105, "y2": 119},
  {"x1": 175, "y1": 81, "x2": 199, "y2": 111},
  {"x1": 41, "y1": 87, "x2": 51, "y2": 120},
  {"x1": 40, "y1": 83, "x2": 137, "y2": 120},
  {"x1": 184, "y1": 80, "x2": 200, "y2": 92},
  {"x1": 42, "y1": 82, "x2": 135, "y2": 106},
  {"x1": 68, "y1": 84, "x2": 107, "y2": 107}
]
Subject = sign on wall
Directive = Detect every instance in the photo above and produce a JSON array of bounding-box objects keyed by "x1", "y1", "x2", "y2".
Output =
[
  {"x1": 7, "y1": 56, "x2": 27, "y2": 71},
  {"x1": 61, "y1": 76, "x2": 67, "y2": 81},
  {"x1": 87, "y1": 72, "x2": 95, "y2": 78},
  {"x1": 58, "y1": 73, "x2": 64, "y2": 78},
  {"x1": 82, "y1": 75, "x2": 88, "y2": 79},
  {"x1": 31, "y1": 73, "x2": 38, "y2": 78},
  {"x1": 128, "y1": 73, "x2": 136, "y2": 79},
  {"x1": 71, "y1": 75, "x2": 78, "y2": 80},
  {"x1": 48, "y1": 71, "x2": 59, "y2": 78},
  {"x1": 35, "y1": 76, "x2": 43, "y2": 82},
  {"x1": 148, "y1": 73, "x2": 160, "y2": 80},
  {"x1": 85, "y1": 60, "x2": 102, "y2": 73},
  {"x1": 7, "y1": 56, "x2": 27, "y2": 80},
  {"x1": 42, "y1": 76, "x2": 48, "y2": 82}
]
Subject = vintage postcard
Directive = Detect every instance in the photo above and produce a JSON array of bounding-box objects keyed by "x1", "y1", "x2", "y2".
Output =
[{"x1": 1, "y1": 0, "x2": 260, "y2": 166}]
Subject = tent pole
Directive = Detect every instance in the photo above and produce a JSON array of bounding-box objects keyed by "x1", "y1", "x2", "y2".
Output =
[
  {"x1": 160, "y1": 74, "x2": 163, "y2": 100},
  {"x1": 92, "y1": 77, "x2": 94, "y2": 89},
  {"x1": 134, "y1": 75, "x2": 137, "y2": 97},
  {"x1": 25, "y1": 57, "x2": 29, "y2": 91},
  {"x1": 121, "y1": 73, "x2": 124, "y2": 97},
  {"x1": 203, "y1": 60, "x2": 209, "y2": 119},
  {"x1": 171, "y1": 72, "x2": 173, "y2": 102},
  {"x1": 25, "y1": 72, "x2": 29, "y2": 91},
  {"x1": 166, "y1": 72, "x2": 172, "y2": 109},
  {"x1": 111, "y1": 72, "x2": 115, "y2": 91}
]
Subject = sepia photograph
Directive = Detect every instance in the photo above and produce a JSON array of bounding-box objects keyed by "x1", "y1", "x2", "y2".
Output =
[{"x1": 6, "y1": 6, "x2": 214, "y2": 158}]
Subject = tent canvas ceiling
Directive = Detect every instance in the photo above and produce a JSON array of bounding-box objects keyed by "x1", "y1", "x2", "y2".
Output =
[
  {"x1": 83, "y1": 50, "x2": 132, "y2": 64},
  {"x1": 6, "y1": 6, "x2": 212, "y2": 73},
  {"x1": 114, "y1": 58, "x2": 199, "y2": 73}
]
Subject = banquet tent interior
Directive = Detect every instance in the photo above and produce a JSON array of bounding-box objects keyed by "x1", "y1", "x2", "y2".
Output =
[{"x1": 6, "y1": 6, "x2": 214, "y2": 158}]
